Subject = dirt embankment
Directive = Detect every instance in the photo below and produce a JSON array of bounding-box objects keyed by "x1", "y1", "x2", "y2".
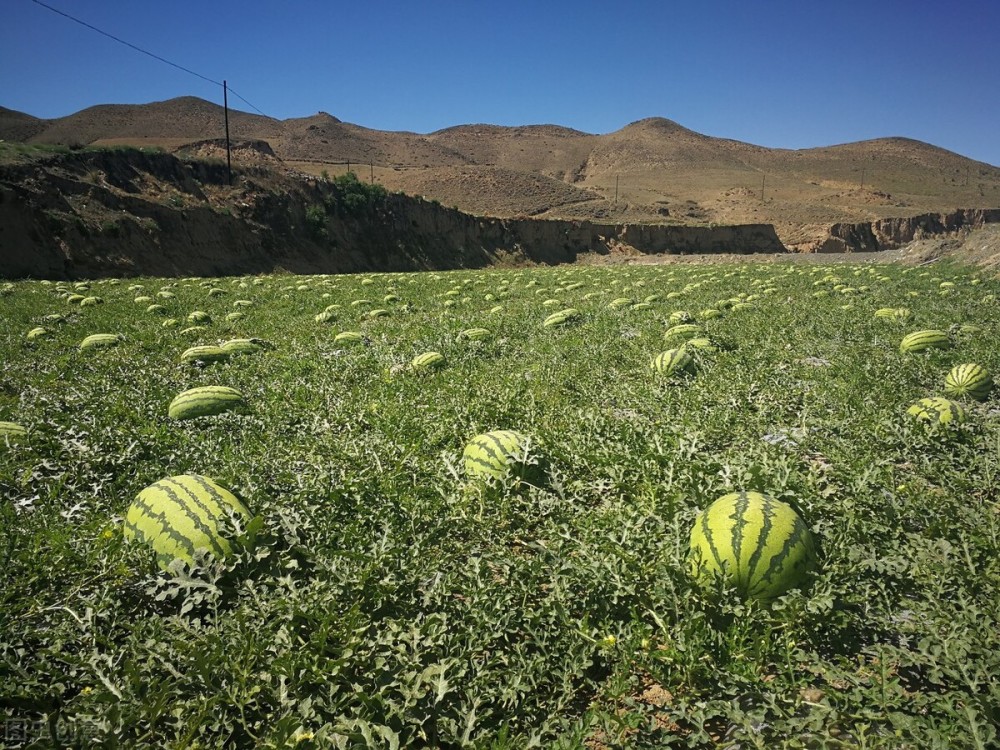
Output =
[
  {"x1": 813, "y1": 208, "x2": 1000, "y2": 253},
  {"x1": 0, "y1": 149, "x2": 788, "y2": 280}
]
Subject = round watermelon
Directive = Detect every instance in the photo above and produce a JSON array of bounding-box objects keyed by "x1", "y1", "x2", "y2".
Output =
[
  {"x1": 900, "y1": 330, "x2": 950, "y2": 353},
  {"x1": 651, "y1": 348, "x2": 693, "y2": 377},
  {"x1": 907, "y1": 396, "x2": 967, "y2": 424},
  {"x1": 180, "y1": 345, "x2": 230, "y2": 365},
  {"x1": 124, "y1": 474, "x2": 252, "y2": 569},
  {"x1": 412, "y1": 351, "x2": 445, "y2": 371},
  {"x1": 944, "y1": 364, "x2": 992, "y2": 401},
  {"x1": 334, "y1": 331, "x2": 364, "y2": 345},
  {"x1": 80, "y1": 333, "x2": 123, "y2": 350},
  {"x1": 463, "y1": 430, "x2": 540, "y2": 483},
  {"x1": 168, "y1": 386, "x2": 246, "y2": 420},
  {"x1": 689, "y1": 491, "x2": 817, "y2": 599}
]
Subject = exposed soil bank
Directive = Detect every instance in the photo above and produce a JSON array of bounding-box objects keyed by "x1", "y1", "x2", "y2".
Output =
[
  {"x1": 1, "y1": 148, "x2": 997, "y2": 280},
  {"x1": 815, "y1": 208, "x2": 1000, "y2": 254},
  {"x1": 0, "y1": 149, "x2": 787, "y2": 280}
]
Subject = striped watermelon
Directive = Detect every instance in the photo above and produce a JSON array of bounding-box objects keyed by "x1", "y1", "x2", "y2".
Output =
[
  {"x1": 683, "y1": 337, "x2": 718, "y2": 352},
  {"x1": 0, "y1": 421, "x2": 28, "y2": 446},
  {"x1": 689, "y1": 491, "x2": 817, "y2": 600},
  {"x1": 412, "y1": 351, "x2": 445, "y2": 371},
  {"x1": 907, "y1": 397, "x2": 967, "y2": 424},
  {"x1": 608, "y1": 297, "x2": 633, "y2": 309},
  {"x1": 180, "y1": 345, "x2": 230, "y2": 364},
  {"x1": 169, "y1": 386, "x2": 246, "y2": 420},
  {"x1": 80, "y1": 296, "x2": 104, "y2": 306},
  {"x1": 314, "y1": 310, "x2": 336, "y2": 324},
  {"x1": 80, "y1": 333, "x2": 123, "y2": 350},
  {"x1": 123, "y1": 474, "x2": 251, "y2": 569},
  {"x1": 26, "y1": 327, "x2": 49, "y2": 340},
  {"x1": 458, "y1": 328, "x2": 491, "y2": 341},
  {"x1": 944, "y1": 364, "x2": 993, "y2": 401},
  {"x1": 543, "y1": 308, "x2": 580, "y2": 328},
  {"x1": 187, "y1": 311, "x2": 212, "y2": 324},
  {"x1": 180, "y1": 325, "x2": 208, "y2": 336},
  {"x1": 221, "y1": 338, "x2": 269, "y2": 355},
  {"x1": 463, "y1": 430, "x2": 539, "y2": 483},
  {"x1": 900, "y1": 330, "x2": 950, "y2": 353},
  {"x1": 651, "y1": 348, "x2": 693, "y2": 377},
  {"x1": 334, "y1": 331, "x2": 364, "y2": 345},
  {"x1": 664, "y1": 324, "x2": 702, "y2": 342},
  {"x1": 875, "y1": 307, "x2": 910, "y2": 320}
]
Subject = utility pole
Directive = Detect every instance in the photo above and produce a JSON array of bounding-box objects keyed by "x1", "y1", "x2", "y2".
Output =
[
  {"x1": 760, "y1": 174, "x2": 765, "y2": 202},
  {"x1": 614, "y1": 175, "x2": 619, "y2": 205},
  {"x1": 223, "y1": 80, "x2": 232, "y2": 186},
  {"x1": 370, "y1": 160, "x2": 374, "y2": 184},
  {"x1": 860, "y1": 168, "x2": 865, "y2": 191}
]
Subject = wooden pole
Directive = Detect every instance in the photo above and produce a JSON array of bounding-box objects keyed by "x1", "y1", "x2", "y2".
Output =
[
  {"x1": 760, "y1": 174, "x2": 765, "y2": 201},
  {"x1": 370, "y1": 160, "x2": 374, "y2": 184},
  {"x1": 614, "y1": 175, "x2": 619, "y2": 204},
  {"x1": 223, "y1": 80, "x2": 232, "y2": 186}
]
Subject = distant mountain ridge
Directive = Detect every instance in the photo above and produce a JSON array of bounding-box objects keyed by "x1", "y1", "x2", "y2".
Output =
[{"x1": 3, "y1": 96, "x2": 999, "y2": 249}]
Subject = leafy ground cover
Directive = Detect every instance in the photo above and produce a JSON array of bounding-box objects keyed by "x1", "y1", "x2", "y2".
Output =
[{"x1": 1, "y1": 261, "x2": 998, "y2": 748}]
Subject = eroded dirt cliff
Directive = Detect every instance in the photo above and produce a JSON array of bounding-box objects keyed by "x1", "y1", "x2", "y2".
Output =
[{"x1": 0, "y1": 147, "x2": 788, "y2": 279}]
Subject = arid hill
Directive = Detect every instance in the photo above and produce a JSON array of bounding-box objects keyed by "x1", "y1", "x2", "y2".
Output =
[{"x1": 4, "y1": 97, "x2": 999, "y2": 250}]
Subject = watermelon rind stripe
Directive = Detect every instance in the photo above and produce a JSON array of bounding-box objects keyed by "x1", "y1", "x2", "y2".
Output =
[
  {"x1": 745, "y1": 495, "x2": 777, "y2": 593},
  {"x1": 465, "y1": 454, "x2": 501, "y2": 475},
  {"x1": 163, "y1": 476, "x2": 228, "y2": 522},
  {"x1": 730, "y1": 492, "x2": 752, "y2": 590},
  {"x1": 151, "y1": 480, "x2": 229, "y2": 558},
  {"x1": 126, "y1": 495, "x2": 200, "y2": 559},
  {"x1": 140, "y1": 484, "x2": 228, "y2": 560},
  {"x1": 749, "y1": 520, "x2": 809, "y2": 598},
  {"x1": 124, "y1": 503, "x2": 197, "y2": 560},
  {"x1": 187, "y1": 474, "x2": 249, "y2": 518},
  {"x1": 473, "y1": 436, "x2": 510, "y2": 466},
  {"x1": 698, "y1": 510, "x2": 727, "y2": 573},
  {"x1": 171, "y1": 391, "x2": 242, "y2": 406}
]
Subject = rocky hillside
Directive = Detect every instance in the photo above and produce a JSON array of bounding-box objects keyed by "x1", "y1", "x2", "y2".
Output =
[{"x1": 4, "y1": 98, "x2": 999, "y2": 251}]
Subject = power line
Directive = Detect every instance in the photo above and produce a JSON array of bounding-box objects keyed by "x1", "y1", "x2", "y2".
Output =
[{"x1": 29, "y1": 0, "x2": 268, "y2": 117}]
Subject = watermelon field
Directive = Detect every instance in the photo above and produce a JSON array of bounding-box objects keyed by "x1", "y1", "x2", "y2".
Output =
[{"x1": 1, "y1": 260, "x2": 999, "y2": 748}]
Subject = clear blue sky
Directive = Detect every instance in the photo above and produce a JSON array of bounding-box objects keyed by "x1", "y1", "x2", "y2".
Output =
[{"x1": 3, "y1": 0, "x2": 998, "y2": 166}]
